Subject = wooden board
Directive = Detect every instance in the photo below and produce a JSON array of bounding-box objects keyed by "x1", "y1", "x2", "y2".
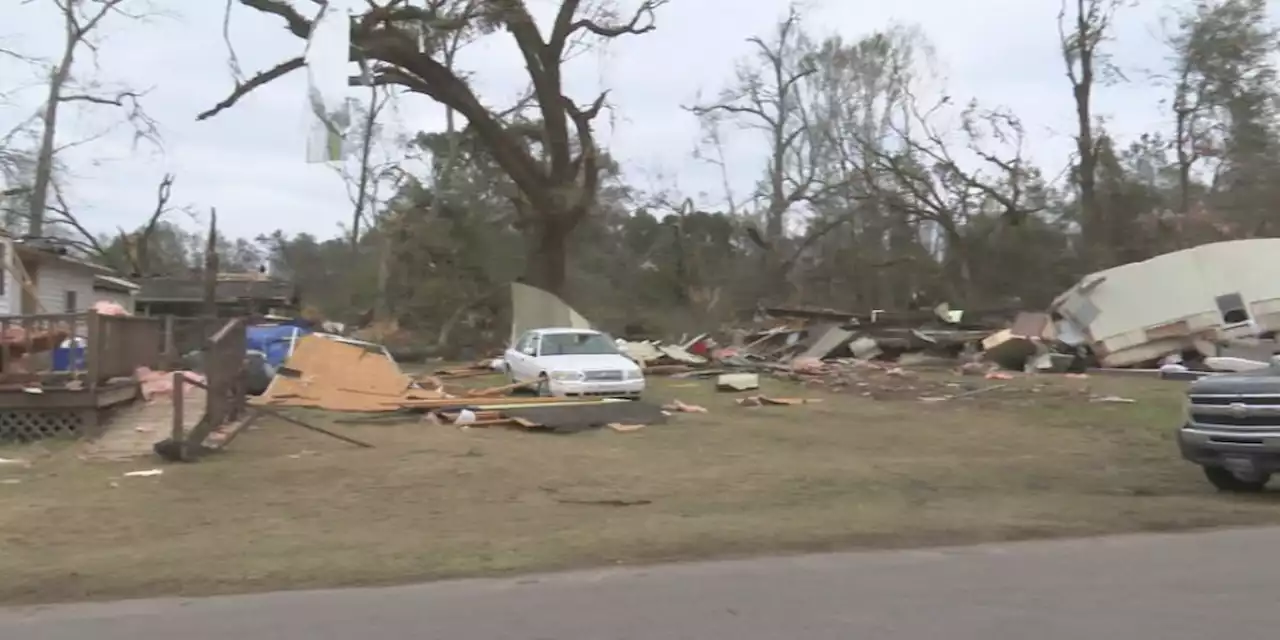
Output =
[{"x1": 257, "y1": 335, "x2": 433, "y2": 412}]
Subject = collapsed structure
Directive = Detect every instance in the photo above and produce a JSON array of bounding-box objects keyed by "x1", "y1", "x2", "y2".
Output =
[
  {"x1": 617, "y1": 239, "x2": 1280, "y2": 376},
  {"x1": 1050, "y1": 238, "x2": 1280, "y2": 368}
]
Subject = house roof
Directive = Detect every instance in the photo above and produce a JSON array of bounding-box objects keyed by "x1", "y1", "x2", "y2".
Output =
[
  {"x1": 93, "y1": 274, "x2": 140, "y2": 293},
  {"x1": 10, "y1": 242, "x2": 114, "y2": 274},
  {"x1": 135, "y1": 275, "x2": 297, "y2": 303}
]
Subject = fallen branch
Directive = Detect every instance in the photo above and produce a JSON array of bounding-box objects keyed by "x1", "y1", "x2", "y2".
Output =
[{"x1": 247, "y1": 402, "x2": 374, "y2": 448}]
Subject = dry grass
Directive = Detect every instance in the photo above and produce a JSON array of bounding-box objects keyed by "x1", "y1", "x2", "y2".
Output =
[{"x1": 2, "y1": 370, "x2": 1279, "y2": 604}]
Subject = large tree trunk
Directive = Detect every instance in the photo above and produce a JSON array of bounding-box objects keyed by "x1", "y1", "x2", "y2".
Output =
[
  {"x1": 29, "y1": 37, "x2": 76, "y2": 238},
  {"x1": 523, "y1": 216, "x2": 569, "y2": 299}
]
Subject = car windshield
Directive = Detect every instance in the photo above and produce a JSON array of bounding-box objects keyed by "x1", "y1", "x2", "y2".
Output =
[{"x1": 539, "y1": 332, "x2": 618, "y2": 356}]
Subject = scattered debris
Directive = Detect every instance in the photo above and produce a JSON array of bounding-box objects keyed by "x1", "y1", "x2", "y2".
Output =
[
  {"x1": 554, "y1": 497, "x2": 652, "y2": 507},
  {"x1": 736, "y1": 396, "x2": 820, "y2": 407},
  {"x1": 1090, "y1": 395, "x2": 1136, "y2": 404},
  {"x1": 1204, "y1": 356, "x2": 1271, "y2": 373},
  {"x1": 662, "y1": 400, "x2": 708, "y2": 413},
  {"x1": 716, "y1": 372, "x2": 760, "y2": 392},
  {"x1": 607, "y1": 423, "x2": 646, "y2": 433},
  {"x1": 136, "y1": 367, "x2": 205, "y2": 402},
  {"x1": 122, "y1": 469, "x2": 163, "y2": 478}
]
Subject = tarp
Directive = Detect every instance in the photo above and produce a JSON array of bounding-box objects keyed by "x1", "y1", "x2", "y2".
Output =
[{"x1": 247, "y1": 324, "x2": 312, "y2": 368}]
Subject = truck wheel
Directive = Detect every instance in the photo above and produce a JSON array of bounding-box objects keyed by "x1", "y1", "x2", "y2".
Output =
[{"x1": 1203, "y1": 465, "x2": 1270, "y2": 493}]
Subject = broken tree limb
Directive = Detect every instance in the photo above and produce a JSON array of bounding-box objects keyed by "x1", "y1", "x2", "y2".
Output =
[
  {"x1": 197, "y1": 56, "x2": 305, "y2": 121},
  {"x1": 247, "y1": 403, "x2": 374, "y2": 448}
]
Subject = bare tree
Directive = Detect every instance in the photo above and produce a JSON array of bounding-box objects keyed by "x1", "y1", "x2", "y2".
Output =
[
  {"x1": 686, "y1": 7, "x2": 835, "y2": 297},
  {"x1": 115, "y1": 173, "x2": 176, "y2": 274},
  {"x1": 802, "y1": 26, "x2": 930, "y2": 306},
  {"x1": 201, "y1": 0, "x2": 669, "y2": 299},
  {"x1": 859, "y1": 94, "x2": 1041, "y2": 303},
  {"x1": 331, "y1": 89, "x2": 396, "y2": 251},
  {"x1": 1058, "y1": 0, "x2": 1126, "y2": 268},
  {"x1": 40, "y1": 173, "x2": 178, "y2": 272},
  {"x1": 27, "y1": 0, "x2": 160, "y2": 238}
]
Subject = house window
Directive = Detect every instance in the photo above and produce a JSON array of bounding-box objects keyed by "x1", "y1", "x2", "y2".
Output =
[
  {"x1": 64, "y1": 290, "x2": 77, "y2": 313},
  {"x1": 1215, "y1": 293, "x2": 1249, "y2": 325}
]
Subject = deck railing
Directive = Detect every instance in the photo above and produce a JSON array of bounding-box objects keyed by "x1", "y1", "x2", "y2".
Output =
[
  {"x1": 0, "y1": 312, "x2": 165, "y2": 387},
  {"x1": 87, "y1": 313, "x2": 164, "y2": 385},
  {"x1": 176, "y1": 318, "x2": 247, "y2": 451}
]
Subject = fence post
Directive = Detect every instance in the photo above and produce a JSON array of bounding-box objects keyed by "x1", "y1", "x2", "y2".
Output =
[
  {"x1": 162, "y1": 315, "x2": 175, "y2": 366},
  {"x1": 85, "y1": 311, "x2": 102, "y2": 392},
  {"x1": 170, "y1": 371, "x2": 185, "y2": 461}
]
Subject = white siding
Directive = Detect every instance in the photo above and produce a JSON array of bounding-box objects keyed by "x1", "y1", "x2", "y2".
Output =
[
  {"x1": 93, "y1": 289, "x2": 136, "y2": 314},
  {"x1": 35, "y1": 260, "x2": 96, "y2": 315}
]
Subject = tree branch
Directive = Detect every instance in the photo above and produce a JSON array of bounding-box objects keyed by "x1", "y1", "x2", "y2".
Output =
[
  {"x1": 59, "y1": 89, "x2": 146, "y2": 106},
  {"x1": 566, "y1": 0, "x2": 667, "y2": 38},
  {"x1": 198, "y1": 56, "x2": 306, "y2": 121}
]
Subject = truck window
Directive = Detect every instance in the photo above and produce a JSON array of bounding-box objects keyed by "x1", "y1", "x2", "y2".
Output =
[{"x1": 1215, "y1": 293, "x2": 1249, "y2": 324}]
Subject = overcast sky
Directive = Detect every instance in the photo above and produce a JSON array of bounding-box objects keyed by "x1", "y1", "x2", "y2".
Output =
[{"x1": 0, "y1": 0, "x2": 1236, "y2": 241}]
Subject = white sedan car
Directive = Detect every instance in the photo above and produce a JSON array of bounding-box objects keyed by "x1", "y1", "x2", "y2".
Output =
[{"x1": 504, "y1": 328, "x2": 645, "y2": 398}]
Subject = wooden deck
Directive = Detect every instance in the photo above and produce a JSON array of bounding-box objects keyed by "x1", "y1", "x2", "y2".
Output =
[
  {"x1": 0, "y1": 311, "x2": 165, "y2": 443},
  {"x1": 0, "y1": 312, "x2": 248, "y2": 449},
  {"x1": 84, "y1": 388, "x2": 208, "y2": 461},
  {"x1": 0, "y1": 380, "x2": 138, "y2": 410}
]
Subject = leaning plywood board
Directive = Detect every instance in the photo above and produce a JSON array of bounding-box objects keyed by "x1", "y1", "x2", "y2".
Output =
[
  {"x1": 256, "y1": 335, "x2": 426, "y2": 412},
  {"x1": 509, "y1": 282, "x2": 591, "y2": 345}
]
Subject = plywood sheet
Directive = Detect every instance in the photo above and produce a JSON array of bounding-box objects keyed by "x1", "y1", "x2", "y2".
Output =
[
  {"x1": 257, "y1": 335, "x2": 426, "y2": 412},
  {"x1": 509, "y1": 282, "x2": 590, "y2": 345}
]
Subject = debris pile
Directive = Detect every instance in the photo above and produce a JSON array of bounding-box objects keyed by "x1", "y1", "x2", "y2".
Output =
[
  {"x1": 620, "y1": 294, "x2": 1280, "y2": 384},
  {"x1": 616, "y1": 304, "x2": 1039, "y2": 384},
  {"x1": 254, "y1": 335, "x2": 669, "y2": 433}
]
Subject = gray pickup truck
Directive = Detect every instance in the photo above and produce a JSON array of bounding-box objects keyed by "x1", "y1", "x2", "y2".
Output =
[{"x1": 1179, "y1": 363, "x2": 1280, "y2": 492}]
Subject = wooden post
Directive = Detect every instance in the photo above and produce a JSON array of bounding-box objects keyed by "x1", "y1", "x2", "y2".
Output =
[
  {"x1": 170, "y1": 371, "x2": 185, "y2": 460},
  {"x1": 203, "y1": 208, "x2": 219, "y2": 318},
  {"x1": 162, "y1": 315, "x2": 175, "y2": 366},
  {"x1": 85, "y1": 311, "x2": 102, "y2": 392}
]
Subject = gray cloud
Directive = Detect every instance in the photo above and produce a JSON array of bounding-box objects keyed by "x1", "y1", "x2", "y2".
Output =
[{"x1": 3, "y1": 0, "x2": 1259, "y2": 240}]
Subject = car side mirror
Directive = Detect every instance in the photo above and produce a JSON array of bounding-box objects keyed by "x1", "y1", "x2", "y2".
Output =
[{"x1": 521, "y1": 346, "x2": 535, "y2": 355}]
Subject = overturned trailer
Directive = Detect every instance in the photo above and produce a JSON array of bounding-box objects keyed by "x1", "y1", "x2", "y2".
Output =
[{"x1": 1050, "y1": 239, "x2": 1280, "y2": 367}]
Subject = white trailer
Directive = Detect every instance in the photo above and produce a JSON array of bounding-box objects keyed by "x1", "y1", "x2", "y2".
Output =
[{"x1": 1050, "y1": 238, "x2": 1280, "y2": 367}]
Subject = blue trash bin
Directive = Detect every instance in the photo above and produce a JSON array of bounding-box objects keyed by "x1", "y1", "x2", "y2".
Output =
[{"x1": 52, "y1": 337, "x2": 87, "y2": 371}]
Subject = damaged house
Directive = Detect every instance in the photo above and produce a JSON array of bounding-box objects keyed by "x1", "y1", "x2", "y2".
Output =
[
  {"x1": 0, "y1": 238, "x2": 124, "y2": 314},
  {"x1": 1050, "y1": 238, "x2": 1280, "y2": 367},
  {"x1": 134, "y1": 273, "x2": 299, "y2": 318}
]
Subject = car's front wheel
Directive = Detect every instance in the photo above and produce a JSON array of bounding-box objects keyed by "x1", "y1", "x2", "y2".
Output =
[{"x1": 1203, "y1": 465, "x2": 1270, "y2": 493}]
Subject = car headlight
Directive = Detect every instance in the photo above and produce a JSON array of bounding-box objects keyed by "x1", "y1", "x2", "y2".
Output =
[
  {"x1": 624, "y1": 369, "x2": 643, "y2": 380},
  {"x1": 549, "y1": 370, "x2": 584, "y2": 381}
]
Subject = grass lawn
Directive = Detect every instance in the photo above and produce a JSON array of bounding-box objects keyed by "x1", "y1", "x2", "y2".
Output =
[{"x1": 2, "y1": 369, "x2": 1279, "y2": 604}]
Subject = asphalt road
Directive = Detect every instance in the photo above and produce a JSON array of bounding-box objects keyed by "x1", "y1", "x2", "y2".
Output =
[{"x1": 5, "y1": 526, "x2": 1280, "y2": 639}]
